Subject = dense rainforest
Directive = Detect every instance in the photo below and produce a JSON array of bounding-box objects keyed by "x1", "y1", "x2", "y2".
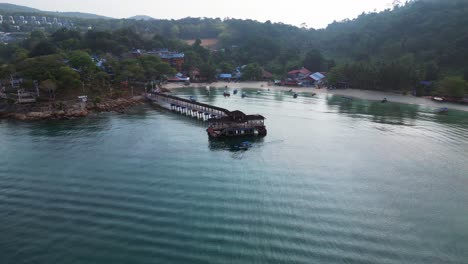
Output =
[{"x1": 0, "y1": 0, "x2": 467, "y2": 99}]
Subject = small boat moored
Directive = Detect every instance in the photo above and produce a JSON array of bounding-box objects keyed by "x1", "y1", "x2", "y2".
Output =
[
  {"x1": 437, "y1": 107, "x2": 449, "y2": 114},
  {"x1": 233, "y1": 89, "x2": 238, "y2": 95},
  {"x1": 236, "y1": 141, "x2": 252, "y2": 150},
  {"x1": 293, "y1": 93, "x2": 298, "y2": 98}
]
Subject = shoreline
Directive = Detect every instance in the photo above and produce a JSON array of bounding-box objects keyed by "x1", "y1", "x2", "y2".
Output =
[
  {"x1": 163, "y1": 81, "x2": 468, "y2": 112},
  {"x1": 0, "y1": 96, "x2": 145, "y2": 121}
]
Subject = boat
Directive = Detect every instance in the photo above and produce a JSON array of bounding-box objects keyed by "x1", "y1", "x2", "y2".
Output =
[
  {"x1": 432, "y1": 97, "x2": 444, "y2": 102},
  {"x1": 257, "y1": 90, "x2": 261, "y2": 94},
  {"x1": 236, "y1": 141, "x2": 252, "y2": 150},
  {"x1": 293, "y1": 93, "x2": 298, "y2": 98},
  {"x1": 437, "y1": 107, "x2": 449, "y2": 114},
  {"x1": 223, "y1": 90, "x2": 230, "y2": 97},
  {"x1": 233, "y1": 89, "x2": 238, "y2": 95},
  {"x1": 241, "y1": 92, "x2": 247, "y2": 98},
  {"x1": 189, "y1": 96, "x2": 197, "y2": 102},
  {"x1": 381, "y1": 98, "x2": 388, "y2": 103}
]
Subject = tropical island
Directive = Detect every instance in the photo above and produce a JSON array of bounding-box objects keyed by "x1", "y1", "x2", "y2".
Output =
[{"x1": 1, "y1": 0, "x2": 468, "y2": 120}]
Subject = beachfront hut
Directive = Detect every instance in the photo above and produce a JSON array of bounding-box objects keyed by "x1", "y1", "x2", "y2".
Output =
[
  {"x1": 287, "y1": 67, "x2": 312, "y2": 80},
  {"x1": 305, "y1": 72, "x2": 327, "y2": 87},
  {"x1": 219, "y1": 73, "x2": 233, "y2": 81}
]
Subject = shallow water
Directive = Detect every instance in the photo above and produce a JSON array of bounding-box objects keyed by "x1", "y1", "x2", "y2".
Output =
[{"x1": 1, "y1": 88, "x2": 468, "y2": 264}]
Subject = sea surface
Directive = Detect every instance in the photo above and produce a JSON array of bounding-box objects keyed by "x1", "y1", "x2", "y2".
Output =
[{"x1": 1, "y1": 88, "x2": 468, "y2": 264}]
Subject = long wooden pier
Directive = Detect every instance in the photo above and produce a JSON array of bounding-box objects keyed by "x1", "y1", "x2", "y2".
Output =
[
  {"x1": 146, "y1": 91, "x2": 267, "y2": 138},
  {"x1": 146, "y1": 92, "x2": 230, "y2": 121}
]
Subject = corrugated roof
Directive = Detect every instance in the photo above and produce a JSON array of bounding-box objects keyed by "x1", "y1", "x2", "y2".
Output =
[
  {"x1": 310, "y1": 72, "x2": 325, "y2": 81},
  {"x1": 219, "y1": 73, "x2": 233, "y2": 78},
  {"x1": 288, "y1": 67, "x2": 311, "y2": 75}
]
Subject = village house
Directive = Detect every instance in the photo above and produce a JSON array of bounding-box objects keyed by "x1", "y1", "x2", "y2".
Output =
[
  {"x1": 287, "y1": 67, "x2": 312, "y2": 81},
  {"x1": 302, "y1": 72, "x2": 327, "y2": 87},
  {"x1": 147, "y1": 49, "x2": 185, "y2": 72},
  {"x1": 131, "y1": 49, "x2": 185, "y2": 72}
]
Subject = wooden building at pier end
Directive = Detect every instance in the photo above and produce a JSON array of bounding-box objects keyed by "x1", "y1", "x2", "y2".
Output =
[{"x1": 207, "y1": 110, "x2": 267, "y2": 138}]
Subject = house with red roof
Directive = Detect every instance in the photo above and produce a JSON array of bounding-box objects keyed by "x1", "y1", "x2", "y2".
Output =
[{"x1": 287, "y1": 67, "x2": 312, "y2": 80}]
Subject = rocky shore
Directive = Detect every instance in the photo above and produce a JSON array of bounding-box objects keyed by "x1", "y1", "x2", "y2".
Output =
[{"x1": 0, "y1": 96, "x2": 145, "y2": 121}]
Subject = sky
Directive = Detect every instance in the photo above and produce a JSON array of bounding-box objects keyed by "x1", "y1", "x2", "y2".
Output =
[{"x1": 8, "y1": 0, "x2": 394, "y2": 29}]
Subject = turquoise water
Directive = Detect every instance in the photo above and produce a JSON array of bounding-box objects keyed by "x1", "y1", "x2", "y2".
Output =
[{"x1": 1, "y1": 88, "x2": 468, "y2": 264}]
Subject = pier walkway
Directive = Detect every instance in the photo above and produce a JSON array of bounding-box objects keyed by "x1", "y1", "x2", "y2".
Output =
[{"x1": 146, "y1": 92, "x2": 230, "y2": 121}]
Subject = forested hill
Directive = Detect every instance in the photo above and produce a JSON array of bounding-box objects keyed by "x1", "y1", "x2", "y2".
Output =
[
  {"x1": 0, "y1": 3, "x2": 112, "y2": 19},
  {"x1": 319, "y1": 0, "x2": 468, "y2": 67},
  {"x1": 0, "y1": 0, "x2": 467, "y2": 97},
  {"x1": 0, "y1": 3, "x2": 40, "y2": 13},
  {"x1": 67, "y1": 0, "x2": 467, "y2": 76}
]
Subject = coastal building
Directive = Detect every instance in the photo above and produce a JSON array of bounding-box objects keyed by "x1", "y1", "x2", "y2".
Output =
[
  {"x1": 218, "y1": 73, "x2": 233, "y2": 81},
  {"x1": 302, "y1": 72, "x2": 326, "y2": 86},
  {"x1": 146, "y1": 49, "x2": 185, "y2": 72},
  {"x1": 287, "y1": 67, "x2": 312, "y2": 80},
  {"x1": 207, "y1": 110, "x2": 267, "y2": 138}
]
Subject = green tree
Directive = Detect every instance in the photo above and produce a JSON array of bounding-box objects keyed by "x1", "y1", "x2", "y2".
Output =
[
  {"x1": 199, "y1": 63, "x2": 216, "y2": 81},
  {"x1": 56, "y1": 66, "x2": 81, "y2": 89},
  {"x1": 437, "y1": 76, "x2": 468, "y2": 98},
  {"x1": 29, "y1": 41, "x2": 58, "y2": 57},
  {"x1": 40, "y1": 79, "x2": 58, "y2": 99},
  {"x1": 242, "y1": 63, "x2": 262, "y2": 81},
  {"x1": 303, "y1": 50, "x2": 324, "y2": 72},
  {"x1": 67, "y1": 51, "x2": 95, "y2": 70}
]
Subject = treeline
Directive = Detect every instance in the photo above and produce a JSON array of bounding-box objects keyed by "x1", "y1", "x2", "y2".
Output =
[
  {"x1": 1, "y1": 0, "x2": 468, "y2": 98},
  {"x1": 320, "y1": 0, "x2": 468, "y2": 97},
  {"x1": 0, "y1": 29, "x2": 180, "y2": 99}
]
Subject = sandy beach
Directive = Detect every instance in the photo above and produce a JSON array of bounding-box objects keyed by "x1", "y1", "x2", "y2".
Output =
[{"x1": 163, "y1": 81, "x2": 468, "y2": 112}]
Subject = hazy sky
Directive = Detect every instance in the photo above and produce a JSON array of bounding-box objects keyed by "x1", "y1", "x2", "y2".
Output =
[{"x1": 9, "y1": 0, "x2": 393, "y2": 28}]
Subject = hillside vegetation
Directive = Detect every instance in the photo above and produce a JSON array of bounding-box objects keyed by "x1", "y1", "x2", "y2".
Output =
[{"x1": 0, "y1": 0, "x2": 467, "y2": 98}]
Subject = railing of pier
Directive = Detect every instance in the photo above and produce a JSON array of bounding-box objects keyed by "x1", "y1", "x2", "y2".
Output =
[{"x1": 148, "y1": 92, "x2": 230, "y2": 117}]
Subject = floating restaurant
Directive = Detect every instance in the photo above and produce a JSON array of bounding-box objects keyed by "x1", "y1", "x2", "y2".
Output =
[
  {"x1": 146, "y1": 92, "x2": 267, "y2": 138},
  {"x1": 206, "y1": 110, "x2": 266, "y2": 138}
]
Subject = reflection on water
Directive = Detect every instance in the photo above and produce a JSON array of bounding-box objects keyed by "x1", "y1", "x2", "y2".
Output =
[
  {"x1": 2, "y1": 88, "x2": 468, "y2": 264},
  {"x1": 327, "y1": 95, "x2": 421, "y2": 126},
  {"x1": 208, "y1": 137, "x2": 265, "y2": 152}
]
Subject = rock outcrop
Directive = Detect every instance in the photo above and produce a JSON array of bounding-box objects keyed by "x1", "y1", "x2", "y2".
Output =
[{"x1": 0, "y1": 96, "x2": 144, "y2": 121}]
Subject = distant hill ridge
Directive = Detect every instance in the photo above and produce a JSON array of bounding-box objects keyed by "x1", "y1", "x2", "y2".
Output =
[
  {"x1": 0, "y1": 3, "x2": 40, "y2": 13},
  {"x1": 0, "y1": 2, "x2": 112, "y2": 19},
  {"x1": 129, "y1": 15, "x2": 156, "y2": 21}
]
